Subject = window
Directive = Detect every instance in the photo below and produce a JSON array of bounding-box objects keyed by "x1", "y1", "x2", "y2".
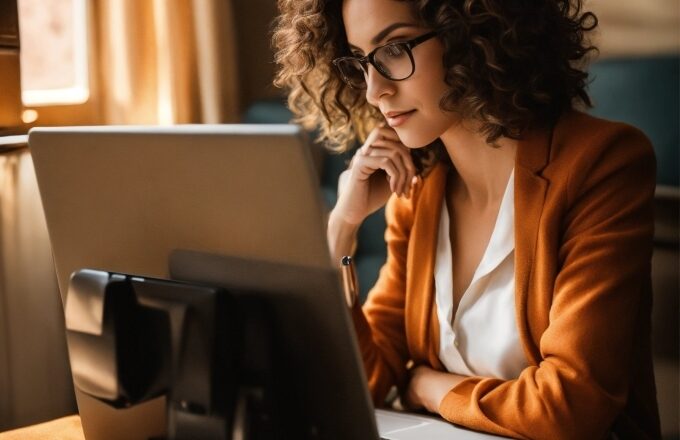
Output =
[{"x1": 18, "y1": 0, "x2": 89, "y2": 106}]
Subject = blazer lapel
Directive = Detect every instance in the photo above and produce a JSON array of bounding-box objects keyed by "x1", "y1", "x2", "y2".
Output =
[
  {"x1": 406, "y1": 162, "x2": 447, "y2": 368},
  {"x1": 514, "y1": 125, "x2": 553, "y2": 366}
]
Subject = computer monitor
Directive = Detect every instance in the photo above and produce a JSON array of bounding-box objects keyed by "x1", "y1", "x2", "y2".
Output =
[{"x1": 28, "y1": 125, "x2": 378, "y2": 440}]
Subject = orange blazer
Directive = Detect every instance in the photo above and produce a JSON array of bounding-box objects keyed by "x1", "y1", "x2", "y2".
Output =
[{"x1": 351, "y1": 110, "x2": 661, "y2": 439}]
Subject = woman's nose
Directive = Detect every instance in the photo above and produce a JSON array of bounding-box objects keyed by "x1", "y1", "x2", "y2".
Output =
[{"x1": 365, "y1": 65, "x2": 395, "y2": 107}]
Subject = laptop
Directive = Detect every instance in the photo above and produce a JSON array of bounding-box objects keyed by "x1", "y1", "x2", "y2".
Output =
[{"x1": 29, "y1": 125, "x2": 506, "y2": 439}]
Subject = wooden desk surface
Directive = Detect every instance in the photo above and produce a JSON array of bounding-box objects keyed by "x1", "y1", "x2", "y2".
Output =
[{"x1": 0, "y1": 415, "x2": 84, "y2": 440}]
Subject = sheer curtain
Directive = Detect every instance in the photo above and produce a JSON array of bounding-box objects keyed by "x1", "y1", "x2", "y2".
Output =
[
  {"x1": 0, "y1": 147, "x2": 76, "y2": 430},
  {"x1": 93, "y1": 0, "x2": 240, "y2": 124}
]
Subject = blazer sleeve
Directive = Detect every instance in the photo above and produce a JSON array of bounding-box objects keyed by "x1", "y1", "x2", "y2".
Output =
[
  {"x1": 438, "y1": 126, "x2": 657, "y2": 439},
  {"x1": 350, "y1": 190, "x2": 416, "y2": 405}
]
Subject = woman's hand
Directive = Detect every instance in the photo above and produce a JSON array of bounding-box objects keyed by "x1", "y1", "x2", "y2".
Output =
[
  {"x1": 327, "y1": 125, "x2": 416, "y2": 262},
  {"x1": 333, "y1": 125, "x2": 416, "y2": 226},
  {"x1": 404, "y1": 365, "x2": 466, "y2": 414}
]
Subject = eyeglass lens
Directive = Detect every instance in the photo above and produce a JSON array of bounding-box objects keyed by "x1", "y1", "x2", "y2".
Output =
[{"x1": 337, "y1": 43, "x2": 414, "y2": 88}]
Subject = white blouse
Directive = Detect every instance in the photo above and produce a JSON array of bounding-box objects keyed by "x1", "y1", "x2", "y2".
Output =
[{"x1": 434, "y1": 169, "x2": 528, "y2": 380}]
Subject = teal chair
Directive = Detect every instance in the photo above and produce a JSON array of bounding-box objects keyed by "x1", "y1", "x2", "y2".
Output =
[
  {"x1": 588, "y1": 55, "x2": 679, "y2": 439},
  {"x1": 588, "y1": 55, "x2": 679, "y2": 187}
]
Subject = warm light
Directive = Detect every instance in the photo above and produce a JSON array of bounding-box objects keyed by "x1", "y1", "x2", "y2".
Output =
[
  {"x1": 18, "y1": 0, "x2": 90, "y2": 106},
  {"x1": 153, "y1": 0, "x2": 175, "y2": 125},
  {"x1": 22, "y1": 88, "x2": 90, "y2": 106},
  {"x1": 21, "y1": 109, "x2": 39, "y2": 124}
]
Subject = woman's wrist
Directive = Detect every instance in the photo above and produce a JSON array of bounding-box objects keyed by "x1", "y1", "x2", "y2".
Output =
[
  {"x1": 407, "y1": 366, "x2": 466, "y2": 414},
  {"x1": 327, "y1": 208, "x2": 360, "y2": 264}
]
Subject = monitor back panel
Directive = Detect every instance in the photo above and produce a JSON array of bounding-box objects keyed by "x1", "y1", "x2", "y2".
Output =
[
  {"x1": 28, "y1": 125, "x2": 344, "y2": 440},
  {"x1": 29, "y1": 124, "x2": 331, "y2": 305}
]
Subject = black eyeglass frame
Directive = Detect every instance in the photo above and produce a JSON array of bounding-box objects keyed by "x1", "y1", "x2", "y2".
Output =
[{"x1": 332, "y1": 30, "x2": 440, "y2": 89}]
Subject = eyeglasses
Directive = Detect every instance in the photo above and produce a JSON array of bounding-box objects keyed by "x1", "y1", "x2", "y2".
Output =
[{"x1": 332, "y1": 31, "x2": 439, "y2": 89}]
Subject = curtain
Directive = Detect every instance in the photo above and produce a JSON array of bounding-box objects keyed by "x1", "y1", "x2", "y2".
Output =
[
  {"x1": 0, "y1": 148, "x2": 76, "y2": 430},
  {"x1": 92, "y1": 0, "x2": 240, "y2": 124}
]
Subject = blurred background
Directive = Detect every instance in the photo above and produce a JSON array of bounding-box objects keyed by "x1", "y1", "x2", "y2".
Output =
[{"x1": 0, "y1": 0, "x2": 677, "y2": 437}]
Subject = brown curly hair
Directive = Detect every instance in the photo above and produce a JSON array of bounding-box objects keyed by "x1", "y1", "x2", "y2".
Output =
[{"x1": 272, "y1": 0, "x2": 597, "y2": 161}]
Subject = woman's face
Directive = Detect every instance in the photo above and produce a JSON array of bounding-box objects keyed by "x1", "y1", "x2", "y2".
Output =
[{"x1": 342, "y1": 0, "x2": 458, "y2": 148}]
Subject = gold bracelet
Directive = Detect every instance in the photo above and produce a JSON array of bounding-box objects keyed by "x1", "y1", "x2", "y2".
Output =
[{"x1": 341, "y1": 256, "x2": 358, "y2": 307}]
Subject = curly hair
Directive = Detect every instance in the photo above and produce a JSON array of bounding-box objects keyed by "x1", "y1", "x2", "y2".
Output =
[{"x1": 272, "y1": 0, "x2": 597, "y2": 163}]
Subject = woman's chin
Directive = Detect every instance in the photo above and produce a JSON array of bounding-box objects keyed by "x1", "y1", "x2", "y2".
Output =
[{"x1": 395, "y1": 130, "x2": 440, "y2": 149}]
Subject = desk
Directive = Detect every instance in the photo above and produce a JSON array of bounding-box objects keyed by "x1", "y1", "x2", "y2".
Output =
[
  {"x1": 1, "y1": 412, "x2": 508, "y2": 440},
  {"x1": 0, "y1": 415, "x2": 84, "y2": 440}
]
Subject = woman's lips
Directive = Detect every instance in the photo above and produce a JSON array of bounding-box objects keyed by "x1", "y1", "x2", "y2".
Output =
[{"x1": 385, "y1": 110, "x2": 416, "y2": 127}]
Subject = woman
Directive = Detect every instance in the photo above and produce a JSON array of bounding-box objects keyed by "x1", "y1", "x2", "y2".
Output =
[{"x1": 273, "y1": 0, "x2": 661, "y2": 438}]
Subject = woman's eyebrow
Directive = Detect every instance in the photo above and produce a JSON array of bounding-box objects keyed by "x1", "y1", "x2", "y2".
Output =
[
  {"x1": 371, "y1": 22, "x2": 419, "y2": 44},
  {"x1": 347, "y1": 22, "x2": 420, "y2": 52}
]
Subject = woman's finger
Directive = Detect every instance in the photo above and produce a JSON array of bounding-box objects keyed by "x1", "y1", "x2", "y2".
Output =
[
  {"x1": 360, "y1": 142, "x2": 409, "y2": 195},
  {"x1": 354, "y1": 155, "x2": 401, "y2": 193},
  {"x1": 350, "y1": 125, "x2": 416, "y2": 196},
  {"x1": 367, "y1": 140, "x2": 416, "y2": 195},
  {"x1": 367, "y1": 143, "x2": 407, "y2": 195}
]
